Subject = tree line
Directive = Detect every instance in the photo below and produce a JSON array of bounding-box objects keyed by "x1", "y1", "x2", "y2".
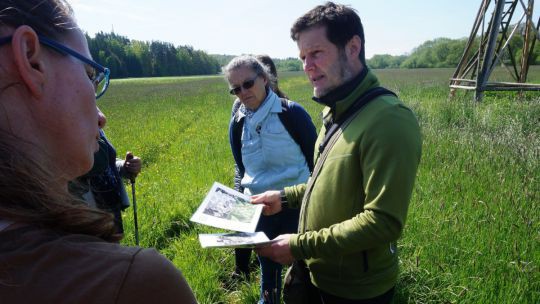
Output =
[
  {"x1": 86, "y1": 31, "x2": 539, "y2": 79},
  {"x1": 368, "y1": 34, "x2": 540, "y2": 69},
  {"x1": 271, "y1": 35, "x2": 540, "y2": 71},
  {"x1": 87, "y1": 32, "x2": 221, "y2": 78}
]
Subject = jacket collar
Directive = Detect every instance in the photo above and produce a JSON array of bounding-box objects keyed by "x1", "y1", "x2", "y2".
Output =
[
  {"x1": 317, "y1": 68, "x2": 380, "y2": 122},
  {"x1": 240, "y1": 89, "x2": 281, "y2": 126},
  {"x1": 235, "y1": 87, "x2": 280, "y2": 122}
]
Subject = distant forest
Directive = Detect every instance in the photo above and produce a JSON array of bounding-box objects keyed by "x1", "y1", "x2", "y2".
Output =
[
  {"x1": 368, "y1": 36, "x2": 540, "y2": 69},
  {"x1": 86, "y1": 31, "x2": 540, "y2": 78},
  {"x1": 87, "y1": 32, "x2": 221, "y2": 78}
]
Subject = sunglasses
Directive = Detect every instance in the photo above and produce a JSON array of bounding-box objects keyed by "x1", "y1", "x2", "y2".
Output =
[
  {"x1": 0, "y1": 35, "x2": 110, "y2": 99},
  {"x1": 229, "y1": 75, "x2": 259, "y2": 95}
]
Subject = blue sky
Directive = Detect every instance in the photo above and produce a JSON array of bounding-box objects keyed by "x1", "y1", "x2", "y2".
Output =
[{"x1": 71, "y1": 0, "x2": 539, "y2": 59}]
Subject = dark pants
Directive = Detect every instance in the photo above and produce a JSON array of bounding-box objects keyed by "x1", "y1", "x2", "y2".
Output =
[
  {"x1": 233, "y1": 208, "x2": 300, "y2": 277},
  {"x1": 235, "y1": 208, "x2": 297, "y2": 304},
  {"x1": 234, "y1": 247, "x2": 252, "y2": 276},
  {"x1": 305, "y1": 276, "x2": 394, "y2": 304}
]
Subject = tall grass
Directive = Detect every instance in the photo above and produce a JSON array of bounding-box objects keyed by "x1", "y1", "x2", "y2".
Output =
[{"x1": 97, "y1": 67, "x2": 539, "y2": 303}]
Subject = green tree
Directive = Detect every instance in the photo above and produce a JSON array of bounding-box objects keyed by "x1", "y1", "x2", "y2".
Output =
[{"x1": 85, "y1": 32, "x2": 220, "y2": 78}]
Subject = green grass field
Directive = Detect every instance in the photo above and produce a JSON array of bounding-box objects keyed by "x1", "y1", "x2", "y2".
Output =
[{"x1": 97, "y1": 67, "x2": 539, "y2": 303}]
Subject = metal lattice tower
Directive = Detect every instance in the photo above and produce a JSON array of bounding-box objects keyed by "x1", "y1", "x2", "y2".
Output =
[{"x1": 450, "y1": 0, "x2": 540, "y2": 101}]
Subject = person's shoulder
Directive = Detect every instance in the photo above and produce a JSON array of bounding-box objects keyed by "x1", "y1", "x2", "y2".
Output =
[
  {"x1": 57, "y1": 239, "x2": 197, "y2": 303},
  {"x1": 360, "y1": 88, "x2": 413, "y2": 118},
  {"x1": 353, "y1": 93, "x2": 420, "y2": 144},
  {"x1": 116, "y1": 248, "x2": 197, "y2": 303},
  {"x1": 346, "y1": 88, "x2": 418, "y2": 135},
  {"x1": 281, "y1": 99, "x2": 309, "y2": 116},
  {"x1": 61, "y1": 233, "x2": 140, "y2": 256},
  {"x1": 376, "y1": 94, "x2": 417, "y2": 121},
  {"x1": 130, "y1": 247, "x2": 172, "y2": 266},
  {"x1": 0, "y1": 228, "x2": 150, "y2": 303},
  {"x1": 62, "y1": 238, "x2": 196, "y2": 302}
]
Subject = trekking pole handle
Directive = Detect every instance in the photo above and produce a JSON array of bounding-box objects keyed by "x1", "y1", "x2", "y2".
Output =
[{"x1": 125, "y1": 152, "x2": 136, "y2": 184}]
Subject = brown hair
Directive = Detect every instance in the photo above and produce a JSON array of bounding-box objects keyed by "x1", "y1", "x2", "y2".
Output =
[
  {"x1": 290, "y1": 2, "x2": 366, "y2": 66},
  {"x1": 0, "y1": 0, "x2": 76, "y2": 39},
  {"x1": 255, "y1": 54, "x2": 288, "y2": 99},
  {"x1": 0, "y1": 134, "x2": 120, "y2": 242},
  {"x1": 0, "y1": 0, "x2": 119, "y2": 242}
]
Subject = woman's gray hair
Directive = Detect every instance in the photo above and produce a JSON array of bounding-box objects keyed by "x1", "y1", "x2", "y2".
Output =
[{"x1": 222, "y1": 55, "x2": 275, "y2": 87}]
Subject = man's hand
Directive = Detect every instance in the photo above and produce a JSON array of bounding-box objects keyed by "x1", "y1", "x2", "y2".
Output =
[
  {"x1": 255, "y1": 234, "x2": 295, "y2": 265},
  {"x1": 124, "y1": 151, "x2": 142, "y2": 178},
  {"x1": 251, "y1": 190, "x2": 282, "y2": 216}
]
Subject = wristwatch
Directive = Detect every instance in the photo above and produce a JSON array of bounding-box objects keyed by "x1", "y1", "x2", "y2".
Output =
[{"x1": 280, "y1": 190, "x2": 288, "y2": 208}]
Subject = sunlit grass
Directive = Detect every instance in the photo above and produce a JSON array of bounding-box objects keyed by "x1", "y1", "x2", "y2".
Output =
[{"x1": 97, "y1": 67, "x2": 539, "y2": 303}]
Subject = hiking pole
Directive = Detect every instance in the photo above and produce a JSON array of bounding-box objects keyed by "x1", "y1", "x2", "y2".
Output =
[
  {"x1": 131, "y1": 178, "x2": 139, "y2": 246},
  {"x1": 126, "y1": 153, "x2": 139, "y2": 246}
]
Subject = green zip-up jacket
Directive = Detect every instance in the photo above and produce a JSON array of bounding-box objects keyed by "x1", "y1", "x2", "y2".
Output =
[{"x1": 284, "y1": 69, "x2": 422, "y2": 299}]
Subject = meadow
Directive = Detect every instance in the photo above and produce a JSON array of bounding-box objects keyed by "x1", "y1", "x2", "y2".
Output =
[{"x1": 98, "y1": 67, "x2": 539, "y2": 303}]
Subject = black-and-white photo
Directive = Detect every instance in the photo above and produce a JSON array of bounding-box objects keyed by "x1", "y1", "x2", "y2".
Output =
[
  {"x1": 201, "y1": 187, "x2": 253, "y2": 223},
  {"x1": 198, "y1": 232, "x2": 275, "y2": 248},
  {"x1": 190, "y1": 182, "x2": 263, "y2": 233}
]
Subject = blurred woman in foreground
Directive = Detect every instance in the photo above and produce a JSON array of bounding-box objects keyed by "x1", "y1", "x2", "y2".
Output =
[{"x1": 0, "y1": 1, "x2": 196, "y2": 302}]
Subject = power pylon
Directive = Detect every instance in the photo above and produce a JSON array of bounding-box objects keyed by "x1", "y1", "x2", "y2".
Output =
[{"x1": 450, "y1": 0, "x2": 540, "y2": 101}]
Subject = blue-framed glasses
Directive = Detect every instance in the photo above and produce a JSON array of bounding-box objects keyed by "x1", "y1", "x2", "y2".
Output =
[{"x1": 0, "y1": 35, "x2": 110, "y2": 99}]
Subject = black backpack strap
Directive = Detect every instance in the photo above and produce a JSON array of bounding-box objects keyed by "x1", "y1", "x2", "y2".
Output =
[
  {"x1": 277, "y1": 99, "x2": 298, "y2": 141},
  {"x1": 318, "y1": 87, "x2": 396, "y2": 155},
  {"x1": 230, "y1": 101, "x2": 245, "y2": 192},
  {"x1": 278, "y1": 98, "x2": 315, "y2": 172},
  {"x1": 230, "y1": 100, "x2": 244, "y2": 173}
]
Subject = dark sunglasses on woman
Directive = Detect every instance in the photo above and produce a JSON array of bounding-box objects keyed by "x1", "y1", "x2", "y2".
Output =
[{"x1": 229, "y1": 75, "x2": 259, "y2": 95}]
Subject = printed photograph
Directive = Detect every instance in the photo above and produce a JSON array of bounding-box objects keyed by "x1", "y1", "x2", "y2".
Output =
[
  {"x1": 198, "y1": 232, "x2": 275, "y2": 248},
  {"x1": 190, "y1": 182, "x2": 263, "y2": 232},
  {"x1": 202, "y1": 187, "x2": 255, "y2": 223}
]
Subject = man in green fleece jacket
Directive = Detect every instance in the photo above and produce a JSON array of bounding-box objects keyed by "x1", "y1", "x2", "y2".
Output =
[{"x1": 253, "y1": 2, "x2": 422, "y2": 303}]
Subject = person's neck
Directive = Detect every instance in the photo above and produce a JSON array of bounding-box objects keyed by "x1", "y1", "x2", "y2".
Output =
[{"x1": 313, "y1": 67, "x2": 368, "y2": 107}]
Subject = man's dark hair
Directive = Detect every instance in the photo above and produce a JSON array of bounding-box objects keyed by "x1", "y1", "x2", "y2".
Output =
[{"x1": 291, "y1": 2, "x2": 365, "y2": 65}]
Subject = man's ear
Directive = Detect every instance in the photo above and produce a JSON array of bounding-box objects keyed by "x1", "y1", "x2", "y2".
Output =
[
  {"x1": 346, "y1": 35, "x2": 362, "y2": 61},
  {"x1": 11, "y1": 25, "x2": 46, "y2": 99}
]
